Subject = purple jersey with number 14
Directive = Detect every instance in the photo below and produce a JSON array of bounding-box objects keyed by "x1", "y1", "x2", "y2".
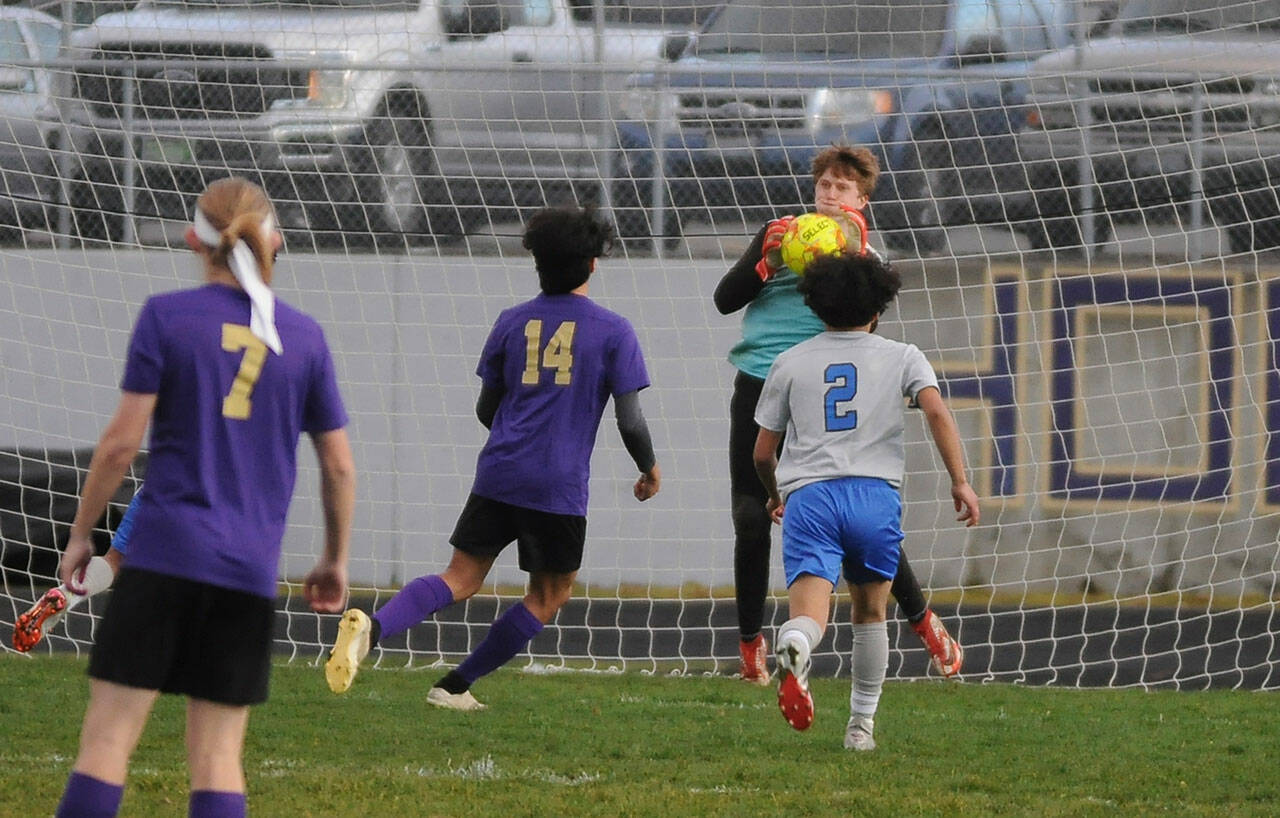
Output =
[
  {"x1": 471, "y1": 293, "x2": 649, "y2": 516},
  {"x1": 119, "y1": 283, "x2": 348, "y2": 599}
]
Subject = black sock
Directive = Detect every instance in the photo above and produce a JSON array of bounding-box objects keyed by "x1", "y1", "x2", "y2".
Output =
[
  {"x1": 369, "y1": 616, "x2": 382, "y2": 648},
  {"x1": 435, "y1": 670, "x2": 470, "y2": 695},
  {"x1": 740, "y1": 632, "x2": 761, "y2": 643},
  {"x1": 892, "y1": 550, "x2": 929, "y2": 623}
]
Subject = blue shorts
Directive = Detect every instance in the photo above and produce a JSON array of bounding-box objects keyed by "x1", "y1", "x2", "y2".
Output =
[
  {"x1": 112, "y1": 491, "x2": 142, "y2": 556},
  {"x1": 781, "y1": 477, "x2": 903, "y2": 587}
]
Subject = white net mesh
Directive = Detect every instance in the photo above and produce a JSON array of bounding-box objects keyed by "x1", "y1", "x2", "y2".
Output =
[{"x1": 2, "y1": 0, "x2": 1279, "y2": 688}]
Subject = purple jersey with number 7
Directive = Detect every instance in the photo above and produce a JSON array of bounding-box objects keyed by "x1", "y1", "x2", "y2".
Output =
[
  {"x1": 119, "y1": 283, "x2": 348, "y2": 598},
  {"x1": 471, "y1": 292, "x2": 649, "y2": 516}
]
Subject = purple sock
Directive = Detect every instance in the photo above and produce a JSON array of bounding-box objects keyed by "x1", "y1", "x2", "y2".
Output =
[
  {"x1": 189, "y1": 790, "x2": 246, "y2": 818},
  {"x1": 373, "y1": 575, "x2": 454, "y2": 642},
  {"x1": 456, "y1": 602, "x2": 544, "y2": 685},
  {"x1": 56, "y1": 771, "x2": 123, "y2": 818}
]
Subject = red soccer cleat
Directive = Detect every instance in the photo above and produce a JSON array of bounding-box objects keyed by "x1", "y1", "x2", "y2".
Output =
[
  {"x1": 13, "y1": 588, "x2": 68, "y2": 652},
  {"x1": 738, "y1": 633, "x2": 770, "y2": 685},
  {"x1": 776, "y1": 669, "x2": 814, "y2": 731},
  {"x1": 912, "y1": 609, "x2": 963, "y2": 678}
]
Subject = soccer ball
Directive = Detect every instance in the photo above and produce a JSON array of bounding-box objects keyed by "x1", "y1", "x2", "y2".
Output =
[{"x1": 779, "y1": 212, "x2": 848, "y2": 275}]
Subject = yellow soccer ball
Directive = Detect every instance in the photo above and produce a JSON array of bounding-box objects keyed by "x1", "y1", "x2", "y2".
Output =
[{"x1": 779, "y1": 212, "x2": 848, "y2": 275}]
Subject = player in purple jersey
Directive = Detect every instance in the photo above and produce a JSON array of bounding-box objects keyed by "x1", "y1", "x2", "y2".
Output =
[
  {"x1": 53, "y1": 178, "x2": 356, "y2": 818},
  {"x1": 753, "y1": 252, "x2": 979, "y2": 751},
  {"x1": 326, "y1": 204, "x2": 661, "y2": 710}
]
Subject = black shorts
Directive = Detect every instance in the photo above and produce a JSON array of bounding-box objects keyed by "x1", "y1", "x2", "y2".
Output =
[
  {"x1": 89, "y1": 567, "x2": 275, "y2": 706},
  {"x1": 450, "y1": 493, "x2": 586, "y2": 574}
]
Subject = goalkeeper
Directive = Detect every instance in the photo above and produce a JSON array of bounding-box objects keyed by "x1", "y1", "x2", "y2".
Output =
[
  {"x1": 53, "y1": 177, "x2": 356, "y2": 818},
  {"x1": 754, "y1": 251, "x2": 979, "y2": 750},
  {"x1": 325, "y1": 204, "x2": 661, "y2": 710},
  {"x1": 12, "y1": 488, "x2": 139, "y2": 652},
  {"x1": 714, "y1": 143, "x2": 963, "y2": 684}
]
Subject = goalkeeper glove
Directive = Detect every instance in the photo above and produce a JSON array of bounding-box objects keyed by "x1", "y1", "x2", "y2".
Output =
[
  {"x1": 755, "y1": 215, "x2": 796, "y2": 281},
  {"x1": 834, "y1": 205, "x2": 869, "y2": 255}
]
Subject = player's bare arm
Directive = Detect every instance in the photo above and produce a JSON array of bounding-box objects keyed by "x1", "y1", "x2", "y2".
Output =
[
  {"x1": 752, "y1": 426, "x2": 785, "y2": 523},
  {"x1": 305, "y1": 426, "x2": 356, "y2": 612},
  {"x1": 61, "y1": 391, "x2": 156, "y2": 592},
  {"x1": 916, "y1": 386, "x2": 979, "y2": 527}
]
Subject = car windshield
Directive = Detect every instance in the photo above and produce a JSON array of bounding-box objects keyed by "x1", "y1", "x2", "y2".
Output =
[
  {"x1": 1117, "y1": 0, "x2": 1280, "y2": 34},
  {"x1": 692, "y1": 0, "x2": 950, "y2": 59}
]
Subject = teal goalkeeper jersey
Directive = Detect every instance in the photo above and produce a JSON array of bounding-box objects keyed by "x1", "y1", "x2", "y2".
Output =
[{"x1": 727, "y1": 270, "x2": 824, "y2": 381}]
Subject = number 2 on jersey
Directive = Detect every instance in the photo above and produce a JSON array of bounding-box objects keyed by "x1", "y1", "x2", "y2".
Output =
[
  {"x1": 824, "y1": 362, "x2": 858, "y2": 431},
  {"x1": 523, "y1": 319, "x2": 576, "y2": 385},
  {"x1": 222, "y1": 323, "x2": 268, "y2": 419}
]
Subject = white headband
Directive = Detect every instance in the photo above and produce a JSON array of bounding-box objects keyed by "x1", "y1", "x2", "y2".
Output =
[{"x1": 194, "y1": 208, "x2": 283, "y2": 355}]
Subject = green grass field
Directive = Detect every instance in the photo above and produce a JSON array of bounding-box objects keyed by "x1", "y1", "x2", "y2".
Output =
[{"x1": 4, "y1": 656, "x2": 1278, "y2": 817}]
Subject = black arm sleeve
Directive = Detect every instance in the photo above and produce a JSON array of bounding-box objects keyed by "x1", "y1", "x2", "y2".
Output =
[
  {"x1": 614, "y1": 389, "x2": 657, "y2": 473},
  {"x1": 475, "y1": 383, "x2": 503, "y2": 429},
  {"x1": 712, "y1": 223, "x2": 770, "y2": 315}
]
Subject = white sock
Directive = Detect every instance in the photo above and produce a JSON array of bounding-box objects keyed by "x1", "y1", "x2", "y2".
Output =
[
  {"x1": 776, "y1": 615, "x2": 823, "y2": 680},
  {"x1": 850, "y1": 622, "x2": 889, "y2": 719}
]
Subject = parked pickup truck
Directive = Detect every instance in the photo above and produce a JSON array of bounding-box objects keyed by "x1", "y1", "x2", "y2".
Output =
[
  {"x1": 611, "y1": 0, "x2": 1074, "y2": 255},
  {"x1": 1016, "y1": 0, "x2": 1280, "y2": 251},
  {"x1": 55, "y1": 0, "x2": 690, "y2": 246}
]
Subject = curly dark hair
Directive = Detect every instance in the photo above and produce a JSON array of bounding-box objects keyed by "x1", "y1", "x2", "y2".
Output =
[
  {"x1": 798, "y1": 252, "x2": 901, "y2": 329},
  {"x1": 521, "y1": 204, "x2": 617, "y2": 295}
]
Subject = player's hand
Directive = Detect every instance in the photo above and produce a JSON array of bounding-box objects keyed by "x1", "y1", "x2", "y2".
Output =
[
  {"x1": 303, "y1": 559, "x2": 349, "y2": 613},
  {"x1": 755, "y1": 216, "x2": 795, "y2": 281},
  {"x1": 59, "y1": 534, "x2": 94, "y2": 594},
  {"x1": 834, "y1": 205, "x2": 869, "y2": 254},
  {"x1": 634, "y1": 465, "x2": 661, "y2": 501},
  {"x1": 952, "y1": 482, "x2": 980, "y2": 527},
  {"x1": 766, "y1": 496, "x2": 784, "y2": 524}
]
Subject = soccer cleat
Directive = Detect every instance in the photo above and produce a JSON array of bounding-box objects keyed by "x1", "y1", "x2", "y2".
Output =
[
  {"x1": 13, "y1": 588, "x2": 68, "y2": 652},
  {"x1": 912, "y1": 609, "x2": 963, "y2": 678},
  {"x1": 738, "y1": 633, "x2": 771, "y2": 685},
  {"x1": 774, "y1": 638, "x2": 814, "y2": 731},
  {"x1": 426, "y1": 686, "x2": 487, "y2": 711},
  {"x1": 325, "y1": 609, "x2": 371, "y2": 694},
  {"x1": 844, "y1": 715, "x2": 876, "y2": 751}
]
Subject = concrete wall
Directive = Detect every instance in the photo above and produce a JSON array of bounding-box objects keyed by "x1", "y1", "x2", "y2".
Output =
[{"x1": 3, "y1": 248, "x2": 1277, "y2": 601}]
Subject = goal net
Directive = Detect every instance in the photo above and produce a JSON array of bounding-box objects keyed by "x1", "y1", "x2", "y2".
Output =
[{"x1": 3, "y1": 0, "x2": 1278, "y2": 690}]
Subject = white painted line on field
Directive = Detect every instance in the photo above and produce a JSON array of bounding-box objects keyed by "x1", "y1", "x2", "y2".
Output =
[{"x1": 617, "y1": 693, "x2": 770, "y2": 710}]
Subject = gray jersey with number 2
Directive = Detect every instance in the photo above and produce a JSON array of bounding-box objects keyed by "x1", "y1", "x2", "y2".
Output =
[{"x1": 754, "y1": 330, "x2": 938, "y2": 500}]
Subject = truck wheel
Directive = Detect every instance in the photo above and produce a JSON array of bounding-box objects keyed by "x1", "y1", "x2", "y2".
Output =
[
  {"x1": 352, "y1": 97, "x2": 462, "y2": 248},
  {"x1": 1022, "y1": 187, "x2": 1113, "y2": 251},
  {"x1": 610, "y1": 173, "x2": 682, "y2": 252},
  {"x1": 883, "y1": 127, "x2": 950, "y2": 256},
  {"x1": 68, "y1": 172, "x2": 125, "y2": 245}
]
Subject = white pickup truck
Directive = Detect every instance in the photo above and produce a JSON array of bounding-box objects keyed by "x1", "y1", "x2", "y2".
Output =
[{"x1": 56, "y1": 0, "x2": 688, "y2": 246}]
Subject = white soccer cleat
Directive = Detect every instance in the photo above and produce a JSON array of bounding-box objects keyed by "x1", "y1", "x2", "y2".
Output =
[
  {"x1": 426, "y1": 686, "x2": 487, "y2": 711},
  {"x1": 325, "y1": 609, "x2": 371, "y2": 694},
  {"x1": 844, "y1": 715, "x2": 876, "y2": 751}
]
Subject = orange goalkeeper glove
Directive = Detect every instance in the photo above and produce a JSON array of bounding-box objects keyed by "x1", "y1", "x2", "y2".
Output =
[
  {"x1": 834, "y1": 205, "x2": 869, "y2": 255},
  {"x1": 755, "y1": 215, "x2": 796, "y2": 281}
]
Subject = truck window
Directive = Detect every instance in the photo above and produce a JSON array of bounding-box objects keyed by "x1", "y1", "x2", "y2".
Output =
[
  {"x1": 691, "y1": 0, "x2": 949, "y2": 60},
  {"x1": 524, "y1": 0, "x2": 553, "y2": 26},
  {"x1": 1117, "y1": 0, "x2": 1280, "y2": 34},
  {"x1": 0, "y1": 21, "x2": 33, "y2": 93}
]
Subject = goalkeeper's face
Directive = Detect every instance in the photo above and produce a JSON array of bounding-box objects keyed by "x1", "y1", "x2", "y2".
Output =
[{"x1": 814, "y1": 170, "x2": 869, "y2": 218}]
